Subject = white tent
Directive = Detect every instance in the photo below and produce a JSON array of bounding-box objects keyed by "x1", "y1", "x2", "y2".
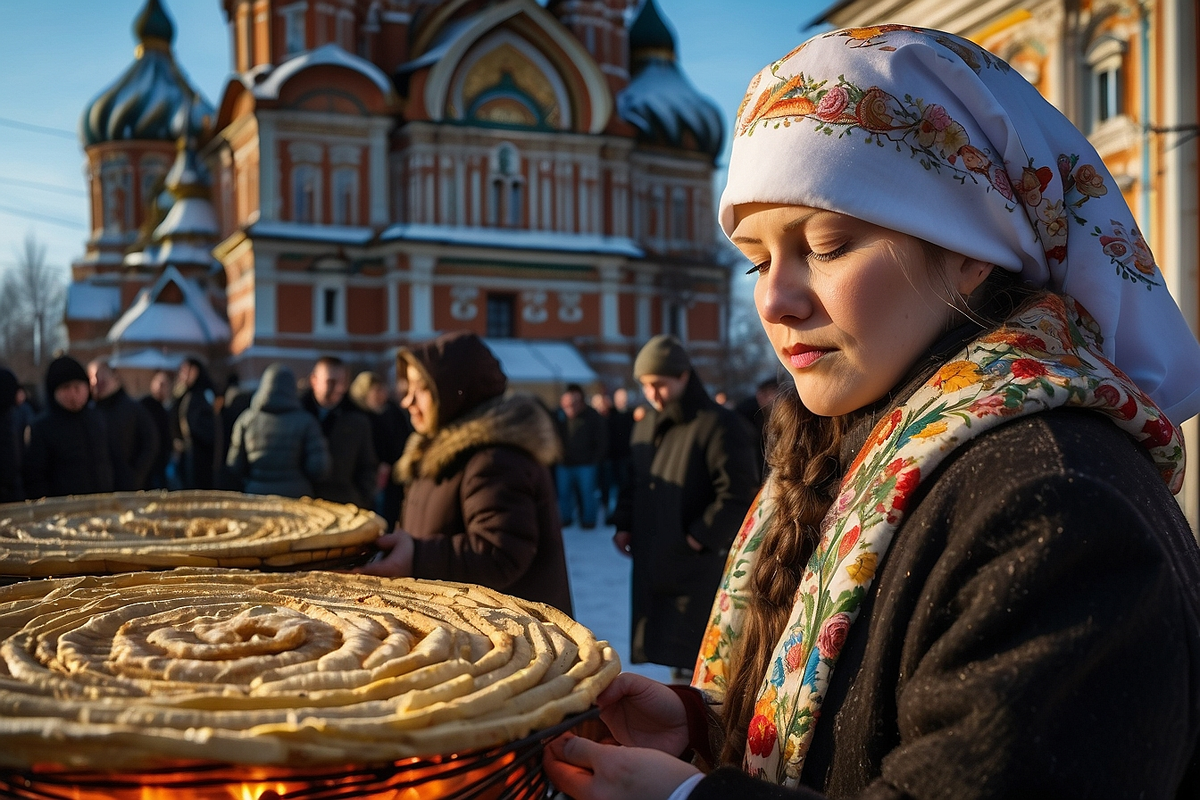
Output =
[{"x1": 482, "y1": 339, "x2": 598, "y2": 384}]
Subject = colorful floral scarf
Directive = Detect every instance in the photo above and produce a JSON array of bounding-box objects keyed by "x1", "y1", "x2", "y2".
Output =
[{"x1": 693, "y1": 295, "x2": 1185, "y2": 786}]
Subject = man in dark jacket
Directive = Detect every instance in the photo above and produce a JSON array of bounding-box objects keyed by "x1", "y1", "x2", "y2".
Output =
[
  {"x1": 302, "y1": 356, "x2": 377, "y2": 509},
  {"x1": 554, "y1": 383, "x2": 607, "y2": 528},
  {"x1": 88, "y1": 359, "x2": 159, "y2": 491},
  {"x1": 140, "y1": 370, "x2": 174, "y2": 490},
  {"x1": 23, "y1": 355, "x2": 117, "y2": 499},
  {"x1": 226, "y1": 363, "x2": 330, "y2": 497},
  {"x1": 611, "y1": 335, "x2": 760, "y2": 677},
  {"x1": 172, "y1": 357, "x2": 218, "y2": 490},
  {"x1": 0, "y1": 367, "x2": 23, "y2": 502}
]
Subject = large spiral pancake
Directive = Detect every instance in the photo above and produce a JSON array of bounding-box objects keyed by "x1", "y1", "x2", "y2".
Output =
[
  {"x1": 0, "y1": 568, "x2": 620, "y2": 768},
  {"x1": 0, "y1": 491, "x2": 384, "y2": 578}
]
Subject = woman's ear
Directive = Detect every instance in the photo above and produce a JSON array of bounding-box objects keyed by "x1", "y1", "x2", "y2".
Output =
[{"x1": 950, "y1": 255, "x2": 994, "y2": 297}]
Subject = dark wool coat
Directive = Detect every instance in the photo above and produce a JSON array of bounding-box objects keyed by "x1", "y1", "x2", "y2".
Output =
[
  {"x1": 302, "y1": 392, "x2": 377, "y2": 510},
  {"x1": 172, "y1": 382, "x2": 217, "y2": 490},
  {"x1": 397, "y1": 393, "x2": 572, "y2": 615},
  {"x1": 556, "y1": 405, "x2": 607, "y2": 466},
  {"x1": 23, "y1": 402, "x2": 116, "y2": 499},
  {"x1": 226, "y1": 367, "x2": 331, "y2": 498},
  {"x1": 688, "y1": 407, "x2": 1200, "y2": 799},
  {"x1": 95, "y1": 387, "x2": 159, "y2": 491},
  {"x1": 612, "y1": 375, "x2": 760, "y2": 668},
  {"x1": 139, "y1": 394, "x2": 172, "y2": 490}
]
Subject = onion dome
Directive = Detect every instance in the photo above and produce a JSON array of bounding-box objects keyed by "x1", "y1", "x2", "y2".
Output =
[
  {"x1": 617, "y1": 0, "x2": 723, "y2": 157},
  {"x1": 79, "y1": 0, "x2": 214, "y2": 146}
]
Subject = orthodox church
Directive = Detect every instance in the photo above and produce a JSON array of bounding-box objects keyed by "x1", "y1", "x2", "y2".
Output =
[{"x1": 64, "y1": 0, "x2": 728, "y2": 393}]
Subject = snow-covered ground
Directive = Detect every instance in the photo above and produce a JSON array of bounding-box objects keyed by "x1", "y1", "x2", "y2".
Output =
[{"x1": 559, "y1": 520, "x2": 674, "y2": 684}]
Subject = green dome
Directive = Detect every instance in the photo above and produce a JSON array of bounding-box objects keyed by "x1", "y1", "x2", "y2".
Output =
[
  {"x1": 629, "y1": 0, "x2": 675, "y2": 62},
  {"x1": 134, "y1": 0, "x2": 175, "y2": 46}
]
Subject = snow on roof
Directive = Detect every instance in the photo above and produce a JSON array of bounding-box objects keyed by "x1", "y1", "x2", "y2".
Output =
[
  {"x1": 483, "y1": 339, "x2": 598, "y2": 383},
  {"x1": 66, "y1": 282, "x2": 122, "y2": 321},
  {"x1": 154, "y1": 240, "x2": 219, "y2": 268},
  {"x1": 153, "y1": 197, "x2": 218, "y2": 240},
  {"x1": 617, "y1": 59, "x2": 724, "y2": 156},
  {"x1": 107, "y1": 265, "x2": 230, "y2": 344},
  {"x1": 108, "y1": 349, "x2": 185, "y2": 371},
  {"x1": 380, "y1": 223, "x2": 644, "y2": 257},
  {"x1": 249, "y1": 220, "x2": 376, "y2": 245},
  {"x1": 251, "y1": 44, "x2": 395, "y2": 101},
  {"x1": 395, "y1": 17, "x2": 474, "y2": 74}
]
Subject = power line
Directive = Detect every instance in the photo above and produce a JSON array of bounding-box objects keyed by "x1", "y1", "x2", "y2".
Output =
[
  {"x1": 0, "y1": 116, "x2": 77, "y2": 141},
  {"x1": 0, "y1": 203, "x2": 85, "y2": 230},
  {"x1": 0, "y1": 175, "x2": 86, "y2": 197}
]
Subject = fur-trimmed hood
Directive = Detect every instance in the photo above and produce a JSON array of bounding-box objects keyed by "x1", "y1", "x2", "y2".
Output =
[{"x1": 396, "y1": 393, "x2": 560, "y2": 483}]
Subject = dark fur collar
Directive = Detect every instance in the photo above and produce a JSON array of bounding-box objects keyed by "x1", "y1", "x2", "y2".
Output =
[{"x1": 396, "y1": 393, "x2": 561, "y2": 482}]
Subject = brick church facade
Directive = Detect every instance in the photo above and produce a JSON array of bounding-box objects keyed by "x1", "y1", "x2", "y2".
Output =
[{"x1": 65, "y1": 0, "x2": 730, "y2": 394}]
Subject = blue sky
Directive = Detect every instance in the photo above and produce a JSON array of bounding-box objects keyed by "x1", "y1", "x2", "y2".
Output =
[{"x1": 0, "y1": 0, "x2": 831, "y2": 278}]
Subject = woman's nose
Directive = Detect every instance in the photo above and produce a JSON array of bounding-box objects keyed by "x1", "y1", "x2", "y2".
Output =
[{"x1": 756, "y1": 261, "x2": 813, "y2": 324}]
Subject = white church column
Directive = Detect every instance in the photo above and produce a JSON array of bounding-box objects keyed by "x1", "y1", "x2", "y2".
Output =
[
  {"x1": 258, "y1": 116, "x2": 278, "y2": 222},
  {"x1": 410, "y1": 253, "x2": 435, "y2": 335},
  {"x1": 599, "y1": 259, "x2": 621, "y2": 341}
]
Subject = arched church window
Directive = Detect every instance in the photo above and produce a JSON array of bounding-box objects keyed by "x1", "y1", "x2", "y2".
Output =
[
  {"x1": 671, "y1": 188, "x2": 688, "y2": 244},
  {"x1": 331, "y1": 168, "x2": 357, "y2": 225},
  {"x1": 488, "y1": 143, "x2": 524, "y2": 228},
  {"x1": 101, "y1": 158, "x2": 132, "y2": 233},
  {"x1": 282, "y1": 3, "x2": 306, "y2": 56},
  {"x1": 1085, "y1": 34, "x2": 1126, "y2": 133},
  {"x1": 293, "y1": 165, "x2": 320, "y2": 224},
  {"x1": 509, "y1": 182, "x2": 523, "y2": 227}
]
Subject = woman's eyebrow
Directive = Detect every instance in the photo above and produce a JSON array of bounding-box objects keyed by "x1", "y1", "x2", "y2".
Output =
[{"x1": 731, "y1": 210, "x2": 826, "y2": 244}]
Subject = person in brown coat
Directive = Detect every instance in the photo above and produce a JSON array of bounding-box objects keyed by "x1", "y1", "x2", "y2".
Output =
[{"x1": 358, "y1": 330, "x2": 573, "y2": 614}]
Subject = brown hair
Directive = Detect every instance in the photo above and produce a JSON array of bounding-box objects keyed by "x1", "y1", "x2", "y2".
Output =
[{"x1": 718, "y1": 393, "x2": 852, "y2": 765}]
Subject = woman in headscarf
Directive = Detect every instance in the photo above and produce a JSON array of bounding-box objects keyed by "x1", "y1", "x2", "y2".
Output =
[
  {"x1": 544, "y1": 26, "x2": 1200, "y2": 799},
  {"x1": 358, "y1": 330, "x2": 573, "y2": 614}
]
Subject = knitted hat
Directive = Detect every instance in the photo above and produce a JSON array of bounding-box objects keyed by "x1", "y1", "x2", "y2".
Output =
[
  {"x1": 633, "y1": 335, "x2": 691, "y2": 378},
  {"x1": 44, "y1": 356, "x2": 88, "y2": 397}
]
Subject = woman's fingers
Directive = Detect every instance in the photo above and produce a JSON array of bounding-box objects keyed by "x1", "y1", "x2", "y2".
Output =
[
  {"x1": 543, "y1": 734, "x2": 597, "y2": 799},
  {"x1": 375, "y1": 531, "x2": 401, "y2": 547}
]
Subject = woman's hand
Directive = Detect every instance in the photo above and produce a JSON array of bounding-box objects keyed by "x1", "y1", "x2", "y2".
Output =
[
  {"x1": 596, "y1": 673, "x2": 691, "y2": 756},
  {"x1": 355, "y1": 530, "x2": 414, "y2": 577},
  {"x1": 543, "y1": 733, "x2": 700, "y2": 800}
]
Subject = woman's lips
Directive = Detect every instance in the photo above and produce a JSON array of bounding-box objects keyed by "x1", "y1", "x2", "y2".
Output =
[{"x1": 785, "y1": 346, "x2": 831, "y2": 369}]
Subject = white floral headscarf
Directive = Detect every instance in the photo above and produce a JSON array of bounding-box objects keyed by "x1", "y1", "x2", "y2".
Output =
[{"x1": 718, "y1": 25, "x2": 1200, "y2": 424}]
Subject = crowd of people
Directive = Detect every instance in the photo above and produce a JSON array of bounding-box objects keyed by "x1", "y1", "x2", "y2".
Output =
[{"x1": 0, "y1": 333, "x2": 770, "y2": 674}]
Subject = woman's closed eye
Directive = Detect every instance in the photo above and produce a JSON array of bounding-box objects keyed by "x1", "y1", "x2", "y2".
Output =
[{"x1": 743, "y1": 243, "x2": 850, "y2": 276}]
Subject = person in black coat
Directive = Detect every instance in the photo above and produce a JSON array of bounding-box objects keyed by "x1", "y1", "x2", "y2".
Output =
[
  {"x1": 555, "y1": 383, "x2": 607, "y2": 528},
  {"x1": 88, "y1": 359, "x2": 159, "y2": 491},
  {"x1": 610, "y1": 335, "x2": 761, "y2": 675},
  {"x1": 171, "y1": 357, "x2": 218, "y2": 490},
  {"x1": 301, "y1": 356, "x2": 377, "y2": 510},
  {"x1": 0, "y1": 367, "x2": 23, "y2": 502},
  {"x1": 139, "y1": 370, "x2": 174, "y2": 491},
  {"x1": 23, "y1": 356, "x2": 117, "y2": 499}
]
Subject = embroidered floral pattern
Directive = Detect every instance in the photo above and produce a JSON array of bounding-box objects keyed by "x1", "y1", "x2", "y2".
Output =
[
  {"x1": 737, "y1": 73, "x2": 1015, "y2": 207},
  {"x1": 731, "y1": 34, "x2": 1166, "y2": 293},
  {"x1": 694, "y1": 295, "x2": 1185, "y2": 786},
  {"x1": 1094, "y1": 218, "x2": 1160, "y2": 288}
]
